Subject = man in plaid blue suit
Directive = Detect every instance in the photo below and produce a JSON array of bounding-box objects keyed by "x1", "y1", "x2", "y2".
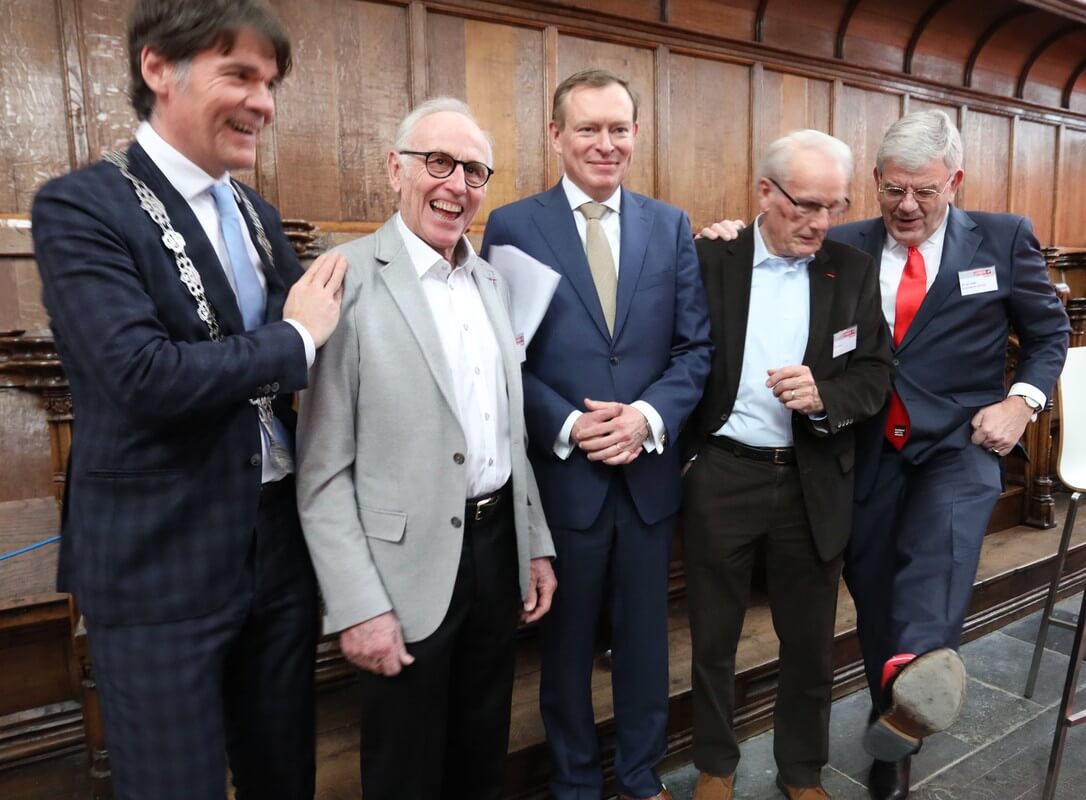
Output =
[{"x1": 31, "y1": 1, "x2": 346, "y2": 798}]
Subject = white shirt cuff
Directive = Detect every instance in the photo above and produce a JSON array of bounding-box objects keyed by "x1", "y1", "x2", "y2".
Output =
[
  {"x1": 631, "y1": 401, "x2": 666, "y2": 454},
  {"x1": 284, "y1": 318, "x2": 316, "y2": 368},
  {"x1": 1008, "y1": 382, "x2": 1046, "y2": 421},
  {"x1": 554, "y1": 410, "x2": 581, "y2": 460}
]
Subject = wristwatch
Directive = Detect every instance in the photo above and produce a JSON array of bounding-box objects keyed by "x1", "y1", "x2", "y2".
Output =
[{"x1": 1020, "y1": 395, "x2": 1043, "y2": 412}]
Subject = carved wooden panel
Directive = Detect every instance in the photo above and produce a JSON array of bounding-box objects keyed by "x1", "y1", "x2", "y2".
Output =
[
  {"x1": 1056, "y1": 128, "x2": 1086, "y2": 246},
  {"x1": 556, "y1": 34, "x2": 657, "y2": 198},
  {"x1": 1011, "y1": 119, "x2": 1057, "y2": 243},
  {"x1": 834, "y1": 84, "x2": 903, "y2": 222},
  {"x1": 960, "y1": 109, "x2": 1012, "y2": 212},
  {"x1": 426, "y1": 14, "x2": 547, "y2": 223},
  {"x1": 78, "y1": 0, "x2": 136, "y2": 161},
  {"x1": 668, "y1": 54, "x2": 751, "y2": 229}
]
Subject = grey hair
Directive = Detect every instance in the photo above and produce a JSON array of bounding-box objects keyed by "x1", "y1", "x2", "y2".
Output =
[
  {"x1": 876, "y1": 110, "x2": 962, "y2": 173},
  {"x1": 757, "y1": 129, "x2": 854, "y2": 186},
  {"x1": 393, "y1": 96, "x2": 493, "y2": 165}
]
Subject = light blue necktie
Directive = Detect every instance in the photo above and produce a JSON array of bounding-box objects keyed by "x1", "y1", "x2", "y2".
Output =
[
  {"x1": 210, "y1": 180, "x2": 266, "y2": 330},
  {"x1": 210, "y1": 181, "x2": 292, "y2": 468}
]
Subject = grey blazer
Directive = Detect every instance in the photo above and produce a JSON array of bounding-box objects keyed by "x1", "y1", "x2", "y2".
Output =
[{"x1": 296, "y1": 219, "x2": 554, "y2": 641}]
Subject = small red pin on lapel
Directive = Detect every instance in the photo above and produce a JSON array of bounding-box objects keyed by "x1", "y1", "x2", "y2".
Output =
[{"x1": 825, "y1": 272, "x2": 836, "y2": 279}]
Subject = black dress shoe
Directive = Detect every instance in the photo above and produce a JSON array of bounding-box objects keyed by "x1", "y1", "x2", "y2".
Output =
[{"x1": 868, "y1": 757, "x2": 910, "y2": 800}]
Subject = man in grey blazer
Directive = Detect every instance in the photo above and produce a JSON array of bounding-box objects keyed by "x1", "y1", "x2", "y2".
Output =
[{"x1": 296, "y1": 97, "x2": 556, "y2": 800}]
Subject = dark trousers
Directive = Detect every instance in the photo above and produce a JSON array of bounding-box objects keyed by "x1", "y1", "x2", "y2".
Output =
[
  {"x1": 356, "y1": 496, "x2": 521, "y2": 800},
  {"x1": 540, "y1": 476, "x2": 673, "y2": 800},
  {"x1": 86, "y1": 477, "x2": 319, "y2": 800},
  {"x1": 682, "y1": 445, "x2": 842, "y2": 787},
  {"x1": 845, "y1": 442, "x2": 1001, "y2": 705}
]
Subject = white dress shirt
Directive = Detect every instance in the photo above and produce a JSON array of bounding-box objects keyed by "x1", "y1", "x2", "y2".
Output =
[
  {"x1": 552, "y1": 175, "x2": 667, "y2": 459},
  {"x1": 395, "y1": 214, "x2": 512, "y2": 497},
  {"x1": 880, "y1": 206, "x2": 1044, "y2": 408},
  {"x1": 136, "y1": 121, "x2": 314, "y2": 482},
  {"x1": 715, "y1": 215, "x2": 812, "y2": 447}
]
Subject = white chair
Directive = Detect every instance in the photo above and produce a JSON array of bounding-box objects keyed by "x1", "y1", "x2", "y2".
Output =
[{"x1": 1021, "y1": 346, "x2": 1086, "y2": 800}]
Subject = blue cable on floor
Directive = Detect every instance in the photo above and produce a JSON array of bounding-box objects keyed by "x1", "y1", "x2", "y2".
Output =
[{"x1": 0, "y1": 534, "x2": 61, "y2": 562}]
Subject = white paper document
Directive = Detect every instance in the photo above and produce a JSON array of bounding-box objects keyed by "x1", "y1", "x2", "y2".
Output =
[{"x1": 485, "y1": 244, "x2": 562, "y2": 362}]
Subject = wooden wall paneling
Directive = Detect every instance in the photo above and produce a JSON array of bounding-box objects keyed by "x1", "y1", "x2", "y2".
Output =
[
  {"x1": 56, "y1": 0, "x2": 89, "y2": 169},
  {"x1": 969, "y1": 12, "x2": 1059, "y2": 100},
  {"x1": 959, "y1": 108, "x2": 1012, "y2": 212},
  {"x1": 271, "y1": 0, "x2": 409, "y2": 223},
  {"x1": 409, "y1": 1, "x2": 428, "y2": 105},
  {"x1": 0, "y1": 498, "x2": 61, "y2": 598},
  {"x1": 544, "y1": 26, "x2": 560, "y2": 188},
  {"x1": 906, "y1": 96, "x2": 962, "y2": 121},
  {"x1": 0, "y1": 0, "x2": 71, "y2": 214},
  {"x1": 427, "y1": 13, "x2": 547, "y2": 221},
  {"x1": 756, "y1": 68, "x2": 833, "y2": 142},
  {"x1": 655, "y1": 46, "x2": 671, "y2": 203},
  {"x1": 1055, "y1": 127, "x2": 1086, "y2": 246},
  {"x1": 540, "y1": 0, "x2": 663, "y2": 24},
  {"x1": 759, "y1": 0, "x2": 843, "y2": 63},
  {"x1": 1010, "y1": 118, "x2": 1057, "y2": 243},
  {"x1": 555, "y1": 35, "x2": 656, "y2": 198},
  {"x1": 77, "y1": 0, "x2": 136, "y2": 161},
  {"x1": 843, "y1": 0, "x2": 916, "y2": 75},
  {"x1": 0, "y1": 223, "x2": 48, "y2": 335},
  {"x1": 665, "y1": 0, "x2": 759, "y2": 42},
  {"x1": 1021, "y1": 29, "x2": 1086, "y2": 109},
  {"x1": 833, "y1": 84, "x2": 903, "y2": 221},
  {"x1": 667, "y1": 53, "x2": 752, "y2": 229},
  {"x1": 909, "y1": 0, "x2": 987, "y2": 88}
]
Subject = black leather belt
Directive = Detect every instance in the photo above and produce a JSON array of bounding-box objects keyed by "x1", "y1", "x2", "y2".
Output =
[
  {"x1": 706, "y1": 435, "x2": 796, "y2": 465},
  {"x1": 466, "y1": 482, "x2": 511, "y2": 524}
]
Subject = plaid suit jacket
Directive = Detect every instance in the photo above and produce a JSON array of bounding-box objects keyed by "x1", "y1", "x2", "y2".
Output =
[{"x1": 32, "y1": 141, "x2": 308, "y2": 624}]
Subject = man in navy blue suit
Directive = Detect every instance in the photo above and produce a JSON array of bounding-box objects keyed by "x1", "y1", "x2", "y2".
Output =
[
  {"x1": 482, "y1": 69, "x2": 712, "y2": 800},
  {"x1": 31, "y1": 1, "x2": 345, "y2": 798},
  {"x1": 828, "y1": 111, "x2": 1070, "y2": 800}
]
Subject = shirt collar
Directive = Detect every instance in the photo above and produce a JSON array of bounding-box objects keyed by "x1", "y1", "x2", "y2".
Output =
[
  {"x1": 136, "y1": 120, "x2": 222, "y2": 201},
  {"x1": 394, "y1": 212, "x2": 477, "y2": 280},
  {"x1": 885, "y1": 204, "x2": 950, "y2": 257},
  {"x1": 752, "y1": 214, "x2": 814, "y2": 271},
  {"x1": 561, "y1": 175, "x2": 622, "y2": 216}
]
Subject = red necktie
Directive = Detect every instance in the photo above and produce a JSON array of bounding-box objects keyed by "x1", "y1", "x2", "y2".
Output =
[{"x1": 884, "y1": 246, "x2": 926, "y2": 449}]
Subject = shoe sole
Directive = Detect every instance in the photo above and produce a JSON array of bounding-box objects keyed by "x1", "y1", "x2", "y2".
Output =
[{"x1": 863, "y1": 648, "x2": 966, "y2": 760}]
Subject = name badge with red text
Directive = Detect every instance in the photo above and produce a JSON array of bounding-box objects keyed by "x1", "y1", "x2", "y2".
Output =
[
  {"x1": 832, "y1": 325, "x2": 858, "y2": 358},
  {"x1": 958, "y1": 267, "x2": 998, "y2": 296}
]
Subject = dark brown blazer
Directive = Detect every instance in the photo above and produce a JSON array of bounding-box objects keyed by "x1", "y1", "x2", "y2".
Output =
[{"x1": 683, "y1": 223, "x2": 892, "y2": 561}]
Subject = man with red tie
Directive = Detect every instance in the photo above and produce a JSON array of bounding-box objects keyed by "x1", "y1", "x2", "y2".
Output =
[{"x1": 827, "y1": 110, "x2": 1069, "y2": 799}]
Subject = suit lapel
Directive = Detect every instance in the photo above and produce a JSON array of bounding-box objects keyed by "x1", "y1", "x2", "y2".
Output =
[
  {"x1": 720, "y1": 227, "x2": 756, "y2": 397},
  {"x1": 803, "y1": 248, "x2": 835, "y2": 366},
  {"x1": 897, "y1": 205, "x2": 980, "y2": 352},
  {"x1": 127, "y1": 142, "x2": 246, "y2": 336},
  {"x1": 374, "y1": 222, "x2": 461, "y2": 423},
  {"x1": 530, "y1": 185, "x2": 612, "y2": 341},
  {"x1": 612, "y1": 190, "x2": 650, "y2": 340}
]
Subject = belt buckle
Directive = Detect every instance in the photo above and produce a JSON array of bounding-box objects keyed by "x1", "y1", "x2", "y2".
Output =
[
  {"x1": 474, "y1": 494, "x2": 497, "y2": 521},
  {"x1": 772, "y1": 449, "x2": 789, "y2": 466}
]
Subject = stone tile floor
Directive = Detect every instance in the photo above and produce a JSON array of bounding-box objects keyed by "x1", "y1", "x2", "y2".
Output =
[{"x1": 661, "y1": 594, "x2": 1086, "y2": 800}]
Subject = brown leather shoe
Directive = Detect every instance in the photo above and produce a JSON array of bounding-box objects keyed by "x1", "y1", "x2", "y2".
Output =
[
  {"x1": 775, "y1": 773, "x2": 832, "y2": 799},
  {"x1": 693, "y1": 771, "x2": 735, "y2": 800},
  {"x1": 618, "y1": 788, "x2": 674, "y2": 800}
]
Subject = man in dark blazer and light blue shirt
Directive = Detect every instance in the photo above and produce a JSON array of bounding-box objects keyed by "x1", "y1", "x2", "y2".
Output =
[
  {"x1": 482, "y1": 69, "x2": 712, "y2": 800},
  {"x1": 30, "y1": 2, "x2": 346, "y2": 798},
  {"x1": 683, "y1": 131, "x2": 892, "y2": 800},
  {"x1": 828, "y1": 111, "x2": 1070, "y2": 800}
]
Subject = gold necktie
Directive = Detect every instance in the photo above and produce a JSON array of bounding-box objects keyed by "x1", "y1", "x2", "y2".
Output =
[{"x1": 579, "y1": 201, "x2": 617, "y2": 334}]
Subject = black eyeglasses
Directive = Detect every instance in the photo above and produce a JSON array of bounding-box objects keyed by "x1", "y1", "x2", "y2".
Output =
[
  {"x1": 399, "y1": 150, "x2": 494, "y2": 188},
  {"x1": 877, "y1": 174, "x2": 954, "y2": 204},
  {"x1": 768, "y1": 177, "x2": 850, "y2": 218}
]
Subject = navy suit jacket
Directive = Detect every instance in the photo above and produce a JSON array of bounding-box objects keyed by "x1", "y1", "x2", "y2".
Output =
[
  {"x1": 829, "y1": 206, "x2": 1070, "y2": 499},
  {"x1": 32, "y1": 141, "x2": 308, "y2": 625},
  {"x1": 481, "y1": 183, "x2": 712, "y2": 530}
]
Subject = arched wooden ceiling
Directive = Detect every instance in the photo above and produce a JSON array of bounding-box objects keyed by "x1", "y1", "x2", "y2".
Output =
[{"x1": 743, "y1": 0, "x2": 1086, "y2": 110}]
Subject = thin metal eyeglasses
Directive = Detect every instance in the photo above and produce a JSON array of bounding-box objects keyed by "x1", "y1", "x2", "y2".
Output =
[
  {"x1": 877, "y1": 174, "x2": 954, "y2": 204},
  {"x1": 768, "y1": 177, "x2": 850, "y2": 218},
  {"x1": 399, "y1": 150, "x2": 494, "y2": 188}
]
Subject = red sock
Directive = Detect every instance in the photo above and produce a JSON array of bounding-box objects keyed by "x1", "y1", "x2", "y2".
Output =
[{"x1": 881, "y1": 653, "x2": 917, "y2": 688}]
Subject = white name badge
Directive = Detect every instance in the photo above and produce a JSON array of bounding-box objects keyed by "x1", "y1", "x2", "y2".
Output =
[
  {"x1": 832, "y1": 325, "x2": 858, "y2": 358},
  {"x1": 958, "y1": 266, "x2": 998, "y2": 296}
]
